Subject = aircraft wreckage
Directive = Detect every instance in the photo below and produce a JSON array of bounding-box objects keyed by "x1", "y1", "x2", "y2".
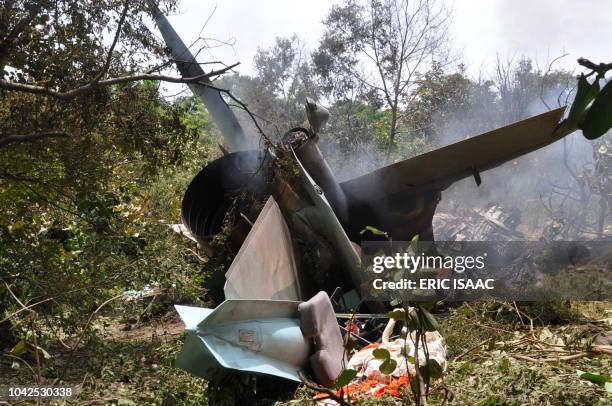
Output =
[{"x1": 152, "y1": 7, "x2": 581, "y2": 388}]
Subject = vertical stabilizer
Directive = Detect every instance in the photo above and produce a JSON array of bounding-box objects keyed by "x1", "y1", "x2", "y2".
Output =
[{"x1": 153, "y1": 8, "x2": 251, "y2": 150}]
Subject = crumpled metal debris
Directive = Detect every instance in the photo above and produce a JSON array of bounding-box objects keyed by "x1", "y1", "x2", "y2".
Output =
[
  {"x1": 175, "y1": 299, "x2": 310, "y2": 382},
  {"x1": 224, "y1": 196, "x2": 302, "y2": 301},
  {"x1": 433, "y1": 202, "x2": 523, "y2": 241},
  {"x1": 174, "y1": 291, "x2": 347, "y2": 386}
]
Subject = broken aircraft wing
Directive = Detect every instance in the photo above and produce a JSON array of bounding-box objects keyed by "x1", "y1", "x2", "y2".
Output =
[{"x1": 340, "y1": 107, "x2": 566, "y2": 201}]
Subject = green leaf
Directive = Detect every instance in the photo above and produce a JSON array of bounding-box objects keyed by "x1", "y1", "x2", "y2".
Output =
[
  {"x1": 567, "y1": 74, "x2": 600, "y2": 128},
  {"x1": 420, "y1": 359, "x2": 444, "y2": 381},
  {"x1": 11, "y1": 361, "x2": 20, "y2": 370},
  {"x1": 379, "y1": 358, "x2": 397, "y2": 375},
  {"x1": 333, "y1": 369, "x2": 358, "y2": 389},
  {"x1": 373, "y1": 348, "x2": 391, "y2": 360},
  {"x1": 410, "y1": 234, "x2": 419, "y2": 254},
  {"x1": 577, "y1": 370, "x2": 611, "y2": 385},
  {"x1": 388, "y1": 310, "x2": 406, "y2": 320},
  {"x1": 34, "y1": 345, "x2": 52, "y2": 360},
  {"x1": 581, "y1": 80, "x2": 612, "y2": 140},
  {"x1": 10, "y1": 340, "x2": 27, "y2": 357},
  {"x1": 360, "y1": 225, "x2": 388, "y2": 237}
]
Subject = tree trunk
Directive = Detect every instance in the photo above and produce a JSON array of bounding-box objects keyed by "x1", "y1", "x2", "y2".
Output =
[{"x1": 386, "y1": 107, "x2": 398, "y2": 162}]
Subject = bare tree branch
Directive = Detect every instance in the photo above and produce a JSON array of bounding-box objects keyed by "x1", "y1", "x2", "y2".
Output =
[
  {"x1": 0, "y1": 131, "x2": 70, "y2": 148},
  {"x1": 202, "y1": 82, "x2": 273, "y2": 146},
  {"x1": 0, "y1": 63, "x2": 239, "y2": 100},
  {"x1": 92, "y1": 0, "x2": 131, "y2": 83},
  {"x1": 539, "y1": 52, "x2": 569, "y2": 110}
]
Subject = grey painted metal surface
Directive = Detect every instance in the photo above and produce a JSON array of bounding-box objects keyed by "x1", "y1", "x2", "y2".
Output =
[
  {"x1": 305, "y1": 97, "x2": 329, "y2": 134},
  {"x1": 175, "y1": 300, "x2": 310, "y2": 382},
  {"x1": 152, "y1": 8, "x2": 251, "y2": 151},
  {"x1": 224, "y1": 196, "x2": 302, "y2": 301},
  {"x1": 294, "y1": 138, "x2": 349, "y2": 223},
  {"x1": 292, "y1": 149, "x2": 363, "y2": 289}
]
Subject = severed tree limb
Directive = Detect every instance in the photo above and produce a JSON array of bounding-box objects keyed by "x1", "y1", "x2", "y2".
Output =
[
  {"x1": 0, "y1": 62, "x2": 239, "y2": 101},
  {"x1": 0, "y1": 131, "x2": 70, "y2": 148},
  {"x1": 0, "y1": 283, "x2": 122, "y2": 325},
  {"x1": 510, "y1": 345, "x2": 612, "y2": 363}
]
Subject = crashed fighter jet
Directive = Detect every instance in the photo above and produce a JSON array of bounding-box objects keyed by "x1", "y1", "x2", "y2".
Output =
[{"x1": 152, "y1": 7, "x2": 579, "y2": 386}]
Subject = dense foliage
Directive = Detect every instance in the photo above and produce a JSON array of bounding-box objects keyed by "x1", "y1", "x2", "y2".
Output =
[{"x1": 0, "y1": 0, "x2": 221, "y2": 360}]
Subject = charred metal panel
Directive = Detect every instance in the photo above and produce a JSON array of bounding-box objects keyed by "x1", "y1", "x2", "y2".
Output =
[
  {"x1": 339, "y1": 108, "x2": 566, "y2": 242},
  {"x1": 181, "y1": 150, "x2": 272, "y2": 245}
]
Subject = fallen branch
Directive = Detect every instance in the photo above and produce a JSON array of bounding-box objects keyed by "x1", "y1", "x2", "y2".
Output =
[
  {"x1": 297, "y1": 371, "x2": 353, "y2": 406},
  {"x1": 511, "y1": 352, "x2": 590, "y2": 363},
  {"x1": 69, "y1": 293, "x2": 125, "y2": 353},
  {"x1": 453, "y1": 338, "x2": 491, "y2": 361},
  {"x1": 185, "y1": 247, "x2": 207, "y2": 263},
  {"x1": 2, "y1": 279, "x2": 29, "y2": 310},
  {"x1": 468, "y1": 322, "x2": 568, "y2": 348},
  {"x1": 0, "y1": 282, "x2": 143, "y2": 326},
  {"x1": 593, "y1": 345, "x2": 612, "y2": 356},
  {"x1": 510, "y1": 345, "x2": 612, "y2": 362},
  {"x1": 1, "y1": 295, "x2": 66, "y2": 324}
]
